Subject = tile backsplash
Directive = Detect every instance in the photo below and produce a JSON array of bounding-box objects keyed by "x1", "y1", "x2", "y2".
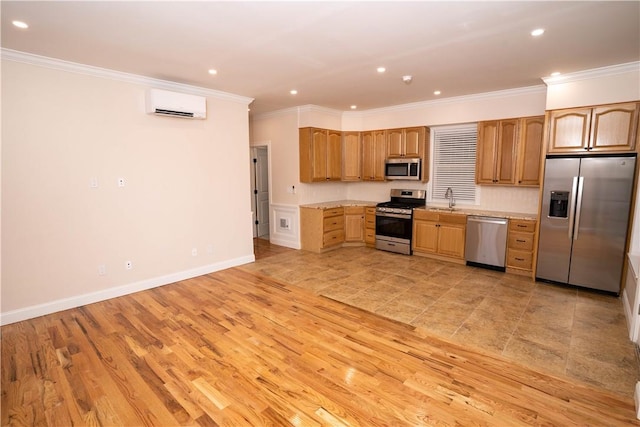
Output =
[{"x1": 475, "y1": 186, "x2": 539, "y2": 214}]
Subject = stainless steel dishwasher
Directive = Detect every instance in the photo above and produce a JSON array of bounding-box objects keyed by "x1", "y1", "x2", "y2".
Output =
[{"x1": 465, "y1": 216, "x2": 508, "y2": 271}]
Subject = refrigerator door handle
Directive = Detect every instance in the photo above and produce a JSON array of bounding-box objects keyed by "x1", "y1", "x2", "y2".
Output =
[
  {"x1": 573, "y1": 176, "x2": 585, "y2": 240},
  {"x1": 568, "y1": 176, "x2": 579, "y2": 240}
]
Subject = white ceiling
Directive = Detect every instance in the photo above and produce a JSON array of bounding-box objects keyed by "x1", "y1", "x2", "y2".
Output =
[{"x1": 2, "y1": 1, "x2": 639, "y2": 116}]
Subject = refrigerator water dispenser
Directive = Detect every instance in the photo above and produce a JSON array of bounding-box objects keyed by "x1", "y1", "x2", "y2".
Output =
[{"x1": 549, "y1": 191, "x2": 569, "y2": 218}]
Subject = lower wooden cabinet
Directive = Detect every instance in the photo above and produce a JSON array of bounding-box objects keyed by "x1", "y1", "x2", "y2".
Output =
[
  {"x1": 364, "y1": 207, "x2": 376, "y2": 247},
  {"x1": 301, "y1": 205, "x2": 378, "y2": 252},
  {"x1": 413, "y1": 210, "x2": 466, "y2": 261},
  {"x1": 506, "y1": 219, "x2": 537, "y2": 274},
  {"x1": 300, "y1": 207, "x2": 345, "y2": 253},
  {"x1": 344, "y1": 206, "x2": 365, "y2": 242}
]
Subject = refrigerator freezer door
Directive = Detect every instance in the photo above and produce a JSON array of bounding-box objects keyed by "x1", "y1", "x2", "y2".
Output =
[
  {"x1": 568, "y1": 156, "x2": 635, "y2": 292},
  {"x1": 536, "y1": 158, "x2": 580, "y2": 283}
]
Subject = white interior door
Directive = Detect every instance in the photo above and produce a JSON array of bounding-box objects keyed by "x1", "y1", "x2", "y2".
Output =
[{"x1": 251, "y1": 146, "x2": 270, "y2": 238}]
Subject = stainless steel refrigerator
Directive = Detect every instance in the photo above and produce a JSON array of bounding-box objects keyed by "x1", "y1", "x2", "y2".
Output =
[{"x1": 536, "y1": 155, "x2": 636, "y2": 294}]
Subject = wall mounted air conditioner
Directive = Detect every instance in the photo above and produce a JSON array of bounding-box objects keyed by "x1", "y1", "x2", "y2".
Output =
[{"x1": 145, "y1": 88, "x2": 206, "y2": 119}]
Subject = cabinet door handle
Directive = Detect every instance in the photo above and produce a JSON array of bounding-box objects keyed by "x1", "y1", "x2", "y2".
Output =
[
  {"x1": 516, "y1": 239, "x2": 526, "y2": 243},
  {"x1": 517, "y1": 224, "x2": 527, "y2": 228},
  {"x1": 515, "y1": 257, "x2": 525, "y2": 261}
]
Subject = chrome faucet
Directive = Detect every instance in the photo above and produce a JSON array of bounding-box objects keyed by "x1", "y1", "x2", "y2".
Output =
[{"x1": 445, "y1": 187, "x2": 455, "y2": 209}]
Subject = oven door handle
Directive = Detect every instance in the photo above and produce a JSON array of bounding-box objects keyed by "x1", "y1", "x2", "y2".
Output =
[{"x1": 376, "y1": 212, "x2": 412, "y2": 220}]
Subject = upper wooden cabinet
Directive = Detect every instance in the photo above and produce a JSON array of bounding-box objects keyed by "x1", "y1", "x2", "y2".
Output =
[
  {"x1": 476, "y1": 119, "x2": 518, "y2": 185},
  {"x1": 386, "y1": 126, "x2": 430, "y2": 182},
  {"x1": 299, "y1": 127, "x2": 342, "y2": 182},
  {"x1": 517, "y1": 116, "x2": 544, "y2": 186},
  {"x1": 547, "y1": 102, "x2": 639, "y2": 154},
  {"x1": 301, "y1": 125, "x2": 429, "y2": 183},
  {"x1": 342, "y1": 131, "x2": 361, "y2": 181},
  {"x1": 387, "y1": 127, "x2": 425, "y2": 158},
  {"x1": 361, "y1": 130, "x2": 387, "y2": 181},
  {"x1": 476, "y1": 116, "x2": 544, "y2": 186}
]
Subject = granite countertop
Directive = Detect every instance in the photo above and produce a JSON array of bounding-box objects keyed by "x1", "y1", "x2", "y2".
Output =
[
  {"x1": 417, "y1": 206, "x2": 537, "y2": 221},
  {"x1": 300, "y1": 200, "x2": 537, "y2": 220},
  {"x1": 300, "y1": 200, "x2": 378, "y2": 209}
]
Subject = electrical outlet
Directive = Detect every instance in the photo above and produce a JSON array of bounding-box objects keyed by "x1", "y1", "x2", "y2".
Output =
[
  {"x1": 118, "y1": 178, "x2": 126, "y2": 187},
  {"x1": 90, "y1": 177, "x2": 99, "y2": 188},
  {"x1": 98, "y1": 264, "x2": 106, "y2": 276},
  {"x1": 125, "y1": 260, "x2": 132, "y2": 270},
  {"x1": 207, "y1": 244, "x2": 213, "y2": 254},
  {"x1": 191, "y1": 248, "x2": 198, "y2": 256}
]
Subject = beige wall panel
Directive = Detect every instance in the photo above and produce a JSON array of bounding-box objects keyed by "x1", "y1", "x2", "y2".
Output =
[{"x1": 2, "y1": 60, "x2": 253, "y2": 317}]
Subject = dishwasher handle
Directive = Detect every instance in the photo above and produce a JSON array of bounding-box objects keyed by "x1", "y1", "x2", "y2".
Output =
[{"x1": 467, "y1": 216, "x2": 508, "y2": 226}]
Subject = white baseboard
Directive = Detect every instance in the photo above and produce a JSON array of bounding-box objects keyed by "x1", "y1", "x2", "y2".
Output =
[
  {"x1": 623, "y1": 288, "x2": 634, "y2": 337},
  {"x1": 0, "y1": 255, "x2": 255, "y2": 326},
  {"x1": 270, "y1": 235, "x2": 301, "y2": 250},
  {"x1": 635, "y1": 381, "x2": 640, "y2": 419}
]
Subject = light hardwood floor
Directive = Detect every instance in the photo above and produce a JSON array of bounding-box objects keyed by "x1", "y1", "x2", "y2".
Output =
[
  {"x1": 247, "y1": 242, "x2": 640, "y2": 399},
  {"x1": 2, "y1": 240, "x2": 639, "y2": 425}
]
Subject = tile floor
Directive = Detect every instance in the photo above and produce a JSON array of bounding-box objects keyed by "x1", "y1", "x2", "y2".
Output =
[{"x1": 244, "y1": 241, "x2": 639, "y2": 398}]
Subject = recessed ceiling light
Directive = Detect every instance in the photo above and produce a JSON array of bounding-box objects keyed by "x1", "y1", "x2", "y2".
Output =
[
  {"x1": 12, "y1": 20, "x2": 29, "y2": 29},
  {"x1": 350, "y1": 105, "x2": 357, "y2": 110},
  {"x1": 290, "y1": 89, "x2": 298, "y2": 95},
  {"x1": 531, "y1": 28, "x2": 545, "y2": 37},
  {"x1": 377, "y1": 67, "x2": 386, "y2": 73},
  {"x1": 433, "y1": 90, "x2": 441, "y2": 96},
  {"x1": 550, "y1": 71, "x2": 561, "y2": 77},
  {"x1": 208, "y1": 69, "x2": 217, "y2": 75}
]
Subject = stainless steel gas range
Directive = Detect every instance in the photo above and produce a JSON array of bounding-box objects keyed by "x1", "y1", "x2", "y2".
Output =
[{"x1": 375, "y1": 189, "x2": 426, "y2": 255}]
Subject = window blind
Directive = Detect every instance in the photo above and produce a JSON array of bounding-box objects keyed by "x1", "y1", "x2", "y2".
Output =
[{"x1": 432, "y1": 124, "x2": 478, "y2": 203}]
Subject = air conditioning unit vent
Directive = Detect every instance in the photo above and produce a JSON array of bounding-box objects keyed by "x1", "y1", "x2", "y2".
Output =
[
  {"x1": 154, "y1": 109, "x2": 195, "y2": 118},
  {"x1": 145, "y1": 89, "x2": 206, "y2": 119}
]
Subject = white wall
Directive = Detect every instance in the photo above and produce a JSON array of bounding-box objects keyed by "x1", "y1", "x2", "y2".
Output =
[
  {"x1": 342, "y1": 86, "x2": 547, "y2": 213},
  {"x1": 345, "y1": 86, "x2": 547, "y2": 130},
  {"x1": 545, "y1": 62, "x2": 640, "y2": 350},
  {"x1": 252, "y1": 63, "x2": 639, "y2": 248},
  {"x1": 1, "y1": 56, "x2": 254, "y2": 323},
  {"x1": 251, "y1": 86, "x2": 547, "y2": 216},
  {"x1": 545, "y1": 63, "x2": 640, "y2": 110},
  {"x1": 543, "y1": 62, "x2": 640, "y2": 251},
  {"x1": 251, "y1": 107, "x2": 351, "y2": 207}
]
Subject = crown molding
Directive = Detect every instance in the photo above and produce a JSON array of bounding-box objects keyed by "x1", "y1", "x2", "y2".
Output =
[
  {"x1": 254, "y1": 86, "x2": 547, "y2": 121},
  {"x1": 296, "y1": 104, "x2": 343, "y2": 117},
  {"x1": 252, "y1": 104, "x2": 343, "y2": 121},
  {"x1": 1, "y1": 48, "x2": 254, "y2": 105},
  {"x1": 344, "y1": 85, "x2": 547, "y2": 118},
  {"x1": 542, "y1": 61, "x2": 640, "y2": 86},
  {"x1": 251, "y1": 106, "x2": 299, "y2": 121}
]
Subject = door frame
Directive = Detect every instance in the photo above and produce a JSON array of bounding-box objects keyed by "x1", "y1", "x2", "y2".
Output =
[{"x1": 250, "y1": 141, "x2": 272, "y2": 239}]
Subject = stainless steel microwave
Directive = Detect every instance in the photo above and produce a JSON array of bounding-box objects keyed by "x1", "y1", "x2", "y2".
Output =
[{"x1": 384, "y1": 158, "x2": 421, "y2": 180}]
